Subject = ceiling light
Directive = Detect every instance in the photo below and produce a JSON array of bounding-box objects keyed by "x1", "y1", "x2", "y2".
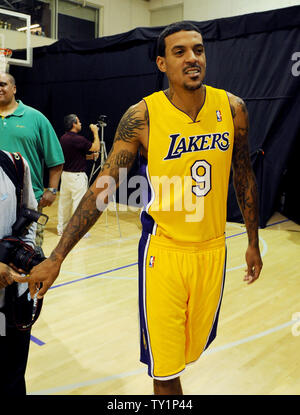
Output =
[{"x1": 17, "y1": 24, "x2": 41, "y2": 32}]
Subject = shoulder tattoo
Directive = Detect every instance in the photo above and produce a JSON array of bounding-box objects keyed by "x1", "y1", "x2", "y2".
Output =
[{"x1": 114, "y1": 106, "x2": 147, "y2": 143}]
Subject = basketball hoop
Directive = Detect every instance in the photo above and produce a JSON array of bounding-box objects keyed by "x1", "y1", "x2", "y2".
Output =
[{"x1": 0, "y1": 48, "x2": 12, "y2": 73}]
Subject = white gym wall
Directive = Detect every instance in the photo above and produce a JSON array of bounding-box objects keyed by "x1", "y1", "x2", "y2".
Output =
[
  {"x1": 1, "y1": 0, "x2": 299, "y2": 48},
  {"x1": 147, "y1": 0, "x2": 300, "y2": 27}
]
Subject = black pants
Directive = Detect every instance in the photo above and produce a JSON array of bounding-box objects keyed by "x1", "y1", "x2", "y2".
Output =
[{"x1": 0, "y1": 324, "x2": 31, "y2": 396}]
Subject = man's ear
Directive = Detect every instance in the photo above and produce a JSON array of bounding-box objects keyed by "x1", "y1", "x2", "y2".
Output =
[{"x1": 156, "y1": 56, "x2": 166, "y2": 73}]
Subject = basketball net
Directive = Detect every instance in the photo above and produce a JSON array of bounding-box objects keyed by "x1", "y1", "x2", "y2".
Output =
[{"x1": 0, "y1": 48, "x2": 12, "y2": 73}]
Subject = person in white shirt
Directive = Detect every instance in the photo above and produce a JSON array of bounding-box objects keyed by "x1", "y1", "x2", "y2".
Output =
[{"x1": 0, "y1": 150, "x2": 37, "y2": 395}]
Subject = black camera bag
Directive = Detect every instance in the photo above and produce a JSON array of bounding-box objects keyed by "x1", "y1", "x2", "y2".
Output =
[{"x1": 0, "y1": 151, "x2": 43, "y2": 331}]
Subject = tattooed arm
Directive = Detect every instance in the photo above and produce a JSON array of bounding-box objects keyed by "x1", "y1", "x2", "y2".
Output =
[
  {"x1": 13, "y1": 101, "x2": 149, "y2": 298},
  {"x1": 228, "y1": 93, "x2": 263, "y2": 284}
]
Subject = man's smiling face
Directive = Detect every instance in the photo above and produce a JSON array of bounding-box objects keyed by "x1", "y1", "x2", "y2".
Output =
[{"x1": 156, "y1": 30, "x2": 206, "y2": 92}]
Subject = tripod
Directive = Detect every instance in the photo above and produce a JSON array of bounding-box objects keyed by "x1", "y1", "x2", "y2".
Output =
[{"x1": 89, "y1": 119, "x2": 122, "y2": 238}]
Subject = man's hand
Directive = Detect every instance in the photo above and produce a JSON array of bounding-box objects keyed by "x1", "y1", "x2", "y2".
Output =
[
  {"x1": 38, "y1": 189, "x2": 56, "y2": 208},
  {"x1": 93, "y1": 152, "x2": 99, "y2": 161},
  {"x1": 244, "y1": 245, "x2": 263, "y2": 284},
  {"x1": 89, "y1": 123, "x2": 99, "y2": 133},
  {"x1": 0, "y1": 262, "x2": 19, "y2": 288},
  {"x1": 12, "y1": 255, "x2": 62, "y2": 299}
]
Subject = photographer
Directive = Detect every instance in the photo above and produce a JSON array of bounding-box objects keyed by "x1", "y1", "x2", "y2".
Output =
[
  {"x1": 0, "y1": 150, "x2": 37, "y2": 395},
  {"x1": 57, "y1": 114, "x2": 100, "y2": 236}
]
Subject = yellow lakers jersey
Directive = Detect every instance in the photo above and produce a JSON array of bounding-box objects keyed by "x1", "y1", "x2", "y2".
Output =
[{"x1": 140, "y1": 85, "x2": 234, "y2": 243}]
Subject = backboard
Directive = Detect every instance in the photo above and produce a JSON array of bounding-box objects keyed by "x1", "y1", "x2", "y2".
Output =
[{"x1": 0, "y1": 7, "x2": 32, "y2": 70}]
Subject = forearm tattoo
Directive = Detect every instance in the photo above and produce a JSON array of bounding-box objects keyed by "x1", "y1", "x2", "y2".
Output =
[
  {"x1": 55, "y1": 189, "x2": 100, "y2": 258},
  {"x1": 232, "y1": 99, "x2": 259, "y2": 246},
  {"x1": 103, "y1": 149, "x2": 136, "y2": 184}
]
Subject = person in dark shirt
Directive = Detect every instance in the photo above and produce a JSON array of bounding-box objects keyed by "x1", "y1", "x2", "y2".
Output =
[{"x1": 57, "y1": 114, "x2": 100, "y2": 236}]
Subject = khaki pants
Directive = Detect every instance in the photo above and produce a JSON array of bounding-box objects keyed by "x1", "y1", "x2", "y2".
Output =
[{"x1": 57, "y1": 171, "x2": 88, "y2": 234}]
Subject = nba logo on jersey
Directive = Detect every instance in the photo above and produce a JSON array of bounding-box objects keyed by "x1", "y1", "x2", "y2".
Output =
[
  {"x1": 149, "y1": 256, "x2": 155, "y2": 268},
  {"x1": 216, "y1": 110, "x2": 222, "y2": 121}
]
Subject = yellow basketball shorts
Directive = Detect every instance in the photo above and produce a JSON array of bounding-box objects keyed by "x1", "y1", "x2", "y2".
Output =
[{"x1": 138, "y1": 232, "x2": 226, "y2": 380}]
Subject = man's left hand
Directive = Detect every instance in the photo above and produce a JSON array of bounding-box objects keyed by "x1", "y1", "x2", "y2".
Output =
[
  {"x1": 38, "y1": 190, "x2": 56, "y2": 208},
  {"x1": 244, "y1": 245, "x2": 263, "y2": 284}
]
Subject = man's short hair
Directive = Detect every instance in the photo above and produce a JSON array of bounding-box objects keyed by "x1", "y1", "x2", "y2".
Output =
[
  {"x1": 157, "y1": 21, "x2": 202, "y2": 57},
  {"x1": 0, "y1": 71, "x2": 16, "y2": 85},
  {"x1": 7, "y1": 73, "x2": 16, "y2": 86},
  {"x1": 64, "y1": 114, "x2": 77, "y2": 132}
]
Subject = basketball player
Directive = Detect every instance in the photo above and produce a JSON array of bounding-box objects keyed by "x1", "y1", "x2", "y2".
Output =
[{"x1": 13, "y1": 22, "x2": 263, "y2": 395}]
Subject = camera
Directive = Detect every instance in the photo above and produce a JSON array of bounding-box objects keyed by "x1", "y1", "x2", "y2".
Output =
[
  {"x1": 0, "y1": 207, "x2": 48, "y2": 330},
  {"x1": 96, "y1": 114, "x2": 108, "y2": 128},
  {"x1": 0, "y1": 207, "x2": 48, "y2": 272}
]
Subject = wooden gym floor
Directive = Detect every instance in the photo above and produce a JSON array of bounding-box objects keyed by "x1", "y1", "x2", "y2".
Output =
[{"x1": 25, "y1": 196, "x2": 300, "y2": 395}]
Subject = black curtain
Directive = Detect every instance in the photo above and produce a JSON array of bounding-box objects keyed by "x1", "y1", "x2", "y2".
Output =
[{"x1": 11, "y1": 5, "x2": 300, "y2": 227}]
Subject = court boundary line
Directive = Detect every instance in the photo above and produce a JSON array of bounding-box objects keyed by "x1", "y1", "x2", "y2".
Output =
[
  {"x1": 28, "y1": 317, "x2": 299, "y2": 395},
  {"x1": 29, "y1": 218, "x2": 287, "y2": 346},
  {"x1": 48, "y1": 220, "x2": 283, "y2": 291}
]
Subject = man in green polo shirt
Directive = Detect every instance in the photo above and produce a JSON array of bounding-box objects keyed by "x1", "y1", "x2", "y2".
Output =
[{"x1": 0, "y1": 72, "x2": 64, "y2": 247}]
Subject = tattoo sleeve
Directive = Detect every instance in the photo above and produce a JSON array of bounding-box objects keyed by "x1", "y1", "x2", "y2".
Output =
[
  {"x1": 102, "y1": 105, "x2": 148, "y2": 184},
  {"x1": 113, "y1": 106, "x2": 147, "y2": 144},
  {"x1": 232, "y1": 98, "x2": 259, "y2": 247},
  {"x1": 53, "y1": 189, "x2": 100, "y2": 260},
  {"x1": 53, "y1": 104, "x2": 147, "y2": 260}
]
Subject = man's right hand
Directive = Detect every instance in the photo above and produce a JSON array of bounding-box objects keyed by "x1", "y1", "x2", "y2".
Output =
[
  {"x1": 12, "y1": 256, "x2": 62, "y2": 299},
  {"x1": 89, "y1": 123, "x2": 99, "y2": 133}
]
